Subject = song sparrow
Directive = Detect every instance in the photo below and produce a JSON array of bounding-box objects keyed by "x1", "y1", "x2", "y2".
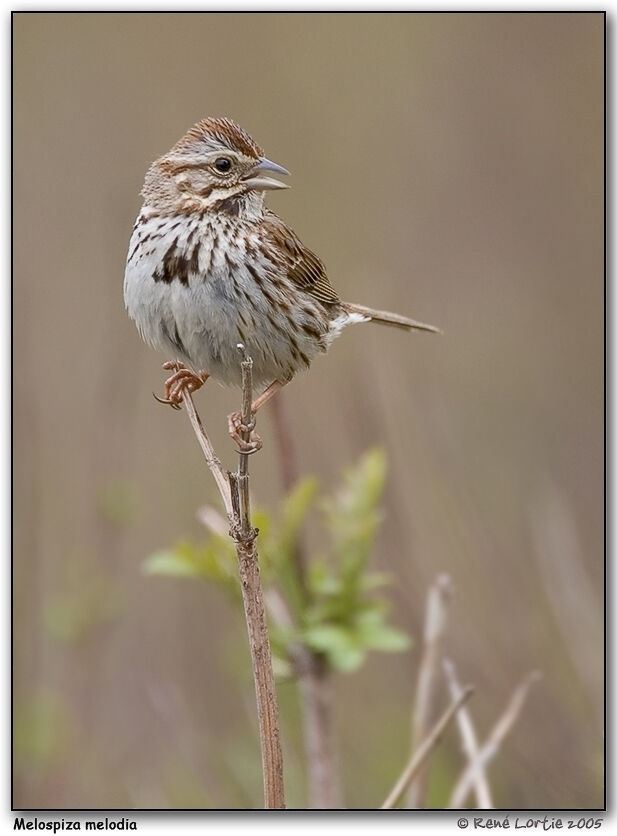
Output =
[{"x1": 124, "y1": 117, "x2": 439, "y2": 448}]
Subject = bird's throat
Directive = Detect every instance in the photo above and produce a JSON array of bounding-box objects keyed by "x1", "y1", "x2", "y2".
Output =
[{"x1": 202, "y1": 189, "x2": 265, "y2": 221}]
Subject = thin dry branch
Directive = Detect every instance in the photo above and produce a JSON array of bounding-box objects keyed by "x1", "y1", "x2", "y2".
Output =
[
  {"x1": 180, "y1": 348, "x2": 285, "y2": 809},
  {"x1": 182, "y1": 391, "x2": 232, "y2": 516},
  {"x1": 230, "y1": 345, "x2": 255, "y2": 539},
  {"x1": 442, "y1": 658, "x2": 493, "y2": 808},
  {"x1": 449, "y1": 671, "x2": 542, "y2": 809},
  {"x1": 231, "y1": 531, "x2": 285, "y2": 808},
  {"x1": 407, "y1": 573, "x2": 453, "y2": 807},
  {"x1": 268, "y1": 392, "x2": 342, "y2": 809},
  {"x1": 381, "y1": 685, "x2": 474, "y2": 810}
]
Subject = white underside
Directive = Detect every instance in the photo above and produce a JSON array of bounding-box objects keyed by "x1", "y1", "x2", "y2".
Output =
[{"x1": 124, "y1": 211, "x2": 367, "y2": 387}]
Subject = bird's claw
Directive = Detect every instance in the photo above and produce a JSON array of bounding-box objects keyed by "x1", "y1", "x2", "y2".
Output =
[
  {"x1": 153, "y1": 392, "x2": 182, "y2": 410},
  {"x1": 153, "y1": 361, "x2": 209, "y2": 410},
  {"x1": 228, "y1": 410, "x2": 262, "y2": 454}
]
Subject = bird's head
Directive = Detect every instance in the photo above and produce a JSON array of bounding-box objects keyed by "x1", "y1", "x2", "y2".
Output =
[{"x1": 141, "y1": 117, "x2": 289, "y2": 216}]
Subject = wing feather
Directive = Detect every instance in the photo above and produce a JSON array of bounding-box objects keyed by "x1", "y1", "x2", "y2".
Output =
[{"x1": 262, "y1": 211, "x2": 340, "y2": 305}]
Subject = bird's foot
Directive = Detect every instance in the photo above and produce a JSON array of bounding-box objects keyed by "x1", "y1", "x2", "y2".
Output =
[
  {"x1": 228, "y1": 410, "x2": 262, "y2": 454},
  {"x1": 153, "y1": 361, "x2": 209, "y2": 410}
]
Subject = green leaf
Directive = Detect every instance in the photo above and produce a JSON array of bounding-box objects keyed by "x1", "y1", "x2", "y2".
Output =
[
  {"x1": 328, "y1": 644, "x2": 365, "y2": 672},
  {"x1": 142, "y1": 541, "x2": 240, "y2": 598},
  {"x1": 271, "y1": 655, "x2": 293, "y2": 679},
  {"x1": 302, "y1": 623, "x2": 348, "y2": 651},
  {"x1": 251, "y1": 510, "x2": 272, "y2": 545},
  {"x1": 301, "y1": 623, "x2": 366, "y2": 672},
  {"x1": 144, "y1": 549, "x2": 204, "y2": 578},
  {"x1": 354, "y1": 609, "x2": 411, "y2": 652},
  {"x1": 327, "y1": 448, "x2": 387, "y2": 525},
  {"x1": 359, "y1": 623, "x2": 411, "y2": 652},
  {"x1": 140, "y1": 448, "x2": 409, "y2": 676},
  {"x1": 259, "y1": 480, "x2": 318, "y2": 615},
  {"x1": 322, "y1": 448, "x2": 387, "y2": 577},
  {"x1": 307, "y1": 559, "x2": 342, "y2": 596}
]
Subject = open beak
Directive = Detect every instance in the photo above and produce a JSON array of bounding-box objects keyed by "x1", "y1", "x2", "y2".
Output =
[{"x1": 241, "y1": 157, "x2": 290, "y2": 191}]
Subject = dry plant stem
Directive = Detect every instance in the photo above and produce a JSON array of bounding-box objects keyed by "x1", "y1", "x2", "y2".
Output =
[
  {"x1": 449, "y1": 671, "x2": 542, "y2": 809},
  {"x1": 407, "y1": 573, "x2": 453, "y2": 808},
  {"x1": 268, "y1": 393, "x2": 342, "y2": 809},
  {"x1": 180, "y1": 351, "x2": 285, "y2": 809},
  {"x1": 231, "y1": 529, "x2": 285, "y2": 808},
  {"x1": 381, "y1": 686, "x2": 474, "y2": 810},
  {"x1": 266, "y1": 587, "x2": 342, "y2": 808},
  {"x1": 442, "y1": 658, "x2": 493, "y2": 808},
  {"x1": 181, "y1": 391, "x2": 233, "y2": 516},
  {"x1": 226, "y1": 346, "x2": 285, "y2": 809},
  {"x1": 233, "y1": 348, "x2": 255, "y2": 538},
  {"x1": 297, "y1": 661, "x2": 340, "y2": 808}
]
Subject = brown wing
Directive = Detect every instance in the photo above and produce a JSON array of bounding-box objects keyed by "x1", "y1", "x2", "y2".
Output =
[{"x1": 262, "y1": 210, "x2": 340, "y2": 305}]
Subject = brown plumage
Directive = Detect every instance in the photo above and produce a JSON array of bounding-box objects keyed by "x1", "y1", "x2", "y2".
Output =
[{"x1": 124, "y1": 117, "x2": 439, "y2": 443}]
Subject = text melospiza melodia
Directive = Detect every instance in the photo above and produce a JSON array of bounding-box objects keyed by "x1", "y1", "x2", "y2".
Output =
[{"x1": 124, "y1": 117, "x2": 439, "y2": 447}]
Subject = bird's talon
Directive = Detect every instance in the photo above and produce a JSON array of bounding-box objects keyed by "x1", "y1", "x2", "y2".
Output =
[
  {"x1": 154, "y1": 362, "x2": 209, "y2": 410},
  {"x1": 228, "y1": 410, "x2": 262, "y2": 453},
  {"x1": 233, "y1": 434, "x2": 263, "y2": 455},
  {"x1": 153, "y1": 392, "x2": 183, "y2": 410}
]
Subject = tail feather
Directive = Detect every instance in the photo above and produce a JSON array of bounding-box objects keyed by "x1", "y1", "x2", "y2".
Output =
[{"x1": 342, "y1": 302, "x2": 441, "y2": 334}]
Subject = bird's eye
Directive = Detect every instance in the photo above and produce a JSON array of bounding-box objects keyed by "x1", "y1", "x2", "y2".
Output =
[{"x1": 214, "y1": 157, "x2": 232, "y2": 173}]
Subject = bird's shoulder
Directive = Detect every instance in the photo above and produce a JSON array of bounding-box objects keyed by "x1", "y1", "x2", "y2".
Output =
[{"x1": 261, "y1": 210, "x2": 340, "y2": 305}]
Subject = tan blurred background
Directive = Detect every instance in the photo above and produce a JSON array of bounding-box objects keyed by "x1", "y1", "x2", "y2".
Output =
[{"x1": 13, "y1": 12, "x2": 603, "y2": 809}]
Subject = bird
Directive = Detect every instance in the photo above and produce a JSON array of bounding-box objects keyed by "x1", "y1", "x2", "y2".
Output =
[{"x1": 124, "y1": 117, "x2": 439, "y2": 449}]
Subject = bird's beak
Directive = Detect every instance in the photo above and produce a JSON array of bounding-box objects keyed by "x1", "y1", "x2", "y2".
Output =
[{"x1": 241, "y1": 157, "x2": 290, "y2": 191}]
